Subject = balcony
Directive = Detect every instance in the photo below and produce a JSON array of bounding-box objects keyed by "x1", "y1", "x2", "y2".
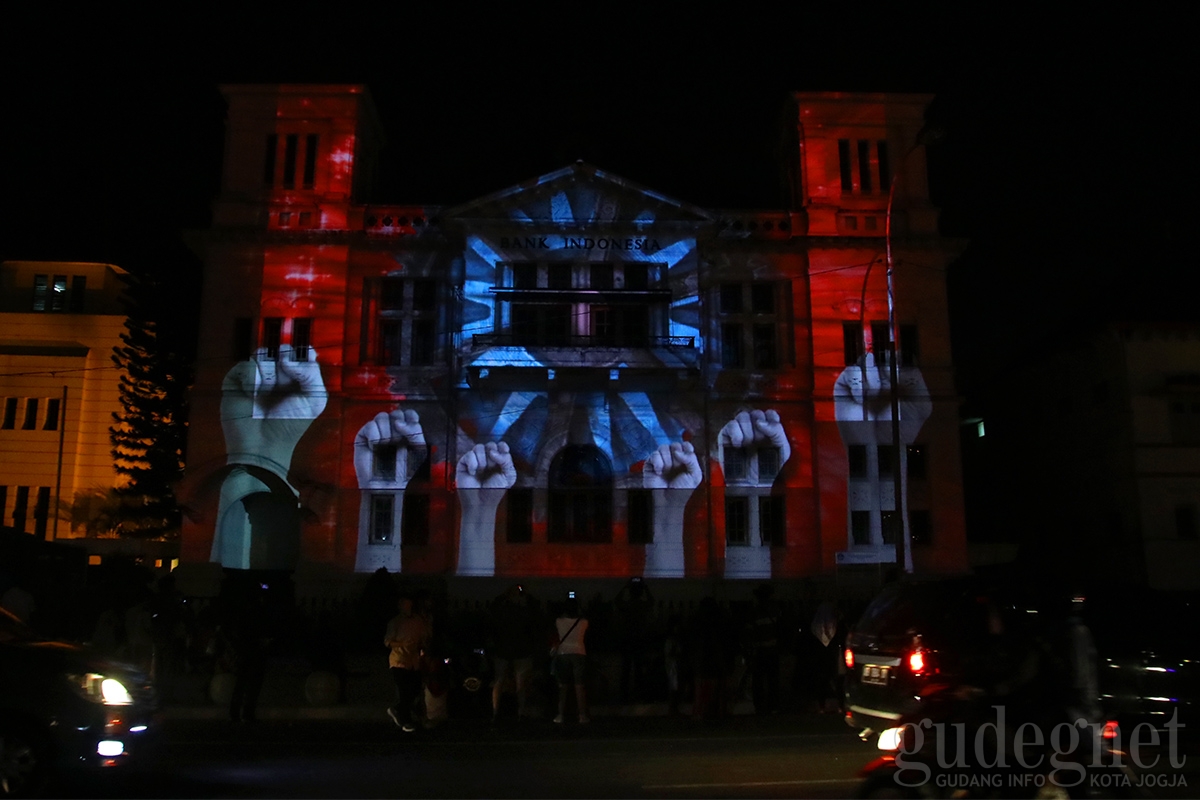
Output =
[{"x1": 465, "y1": 333, "x2": 700, "y2": 374}]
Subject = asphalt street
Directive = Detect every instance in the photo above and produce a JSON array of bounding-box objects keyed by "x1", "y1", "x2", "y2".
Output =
[{"x1": 50, "y1": 713, "x2": 871, "y2": 799}]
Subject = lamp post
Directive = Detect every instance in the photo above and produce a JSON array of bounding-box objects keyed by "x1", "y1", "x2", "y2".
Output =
[{"x1": 886, "y1": 125, "x2": 941, "y2": 573}]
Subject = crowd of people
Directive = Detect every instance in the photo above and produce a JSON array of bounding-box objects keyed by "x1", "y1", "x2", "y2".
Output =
[{"x1": 3, "y1": 560, "x2": 859, "y2": 728}]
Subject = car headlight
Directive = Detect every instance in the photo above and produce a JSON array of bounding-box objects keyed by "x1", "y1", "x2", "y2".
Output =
[{"x1": 69, "y1": 673, "x2": 134, "y2": 705}]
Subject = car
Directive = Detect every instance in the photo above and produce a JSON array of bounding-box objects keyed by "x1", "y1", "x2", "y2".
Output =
[
  {"x1": 841, "y1": 577, "x2": 1010, "y2": 738},
  {"x1": 842, "y1": 576, "x2": 1200, "y2": 745},
  {"x1": 0, "y1": 607, "x2": 159, "y2": 796}
]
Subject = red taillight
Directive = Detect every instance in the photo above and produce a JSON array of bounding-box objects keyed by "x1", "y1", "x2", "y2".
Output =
[
  {"x1": 844, "y1": 648, "x2": 854, "y2": 669},
  {"x1": 1102, "y1": 721, "x2": 1119, "y2": 740},
  {"x1": 908, "y1": 648, "x2": 927, "y2": 675}
]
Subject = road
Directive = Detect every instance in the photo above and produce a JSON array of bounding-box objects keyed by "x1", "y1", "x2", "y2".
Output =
[{"x1": 52, "y1": 714, "x2": 872, "y2": 799}]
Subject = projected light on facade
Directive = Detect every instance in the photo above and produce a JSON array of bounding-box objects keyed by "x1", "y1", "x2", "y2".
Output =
[{"x1": 181, "y1": 85, "x2": 966, "y2": 582}]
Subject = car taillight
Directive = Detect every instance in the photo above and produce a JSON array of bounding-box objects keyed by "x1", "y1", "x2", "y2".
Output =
[
  {"x1": 908, "y1": 647, "x2": 928, "y2": 676},
  {"x1": 844, "y1": 648, "x2": 854, "y2": 669},
  {"x1": 1102, "y1": 721, "x2": 1120, "y2": 740}
]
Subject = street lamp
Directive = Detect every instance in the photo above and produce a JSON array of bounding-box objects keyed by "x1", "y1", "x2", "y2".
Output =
[{"x1": 886, "y1": 125, "x2": 942, "y2": 572}]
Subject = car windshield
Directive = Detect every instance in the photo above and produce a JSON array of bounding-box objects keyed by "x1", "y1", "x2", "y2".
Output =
[{"x1": 853, "y1": 580, "x2": 999, "y2": 645}]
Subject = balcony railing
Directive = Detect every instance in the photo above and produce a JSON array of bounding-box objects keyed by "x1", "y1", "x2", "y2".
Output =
[{"x1": 472, "y1": 334, "x2": 694, "y2": 349}]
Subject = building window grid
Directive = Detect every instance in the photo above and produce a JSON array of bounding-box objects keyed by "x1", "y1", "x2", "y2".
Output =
[
  {"x1": 719, "y1": 282, "x2": 781, "y2": 370},
  {"x1": 369, "y1": 495, "x2": 394, "y2": 544}
]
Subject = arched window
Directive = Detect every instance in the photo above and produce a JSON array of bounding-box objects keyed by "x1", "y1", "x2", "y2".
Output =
[{"x1": 547, "y1": 445, "x2": 612, "y2": 543}]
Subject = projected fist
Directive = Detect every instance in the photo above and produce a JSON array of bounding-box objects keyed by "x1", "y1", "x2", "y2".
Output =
[
  {"x1": 220, "y1": 346, "x2": 327, "y2": 480},
  {"x1": 833, "y1": 353, "x2": 932, "y2": 445},
  {"x1": 642, "y1": 441, "x2": 702, "y2": 578},
  {"x1": 643, "y1": 442, "x2": 702, "y2": 491},
  {"x1": 718, "y1": 409, "x2": 790, "y2": 485},
  {"x1": 215, "y1": 347, "x2": 327, "y2": 570},
  {"x1": 354, "y1": 409, "x2": 427, "y2": 490},
  {"x1": 456, "y1": 441, "x2": 517, "y2": 577}
]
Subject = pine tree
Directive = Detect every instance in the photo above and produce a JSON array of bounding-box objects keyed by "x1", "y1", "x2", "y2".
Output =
[{"x1": 109, "y1": 271, "x2": 190, "y2": 538}]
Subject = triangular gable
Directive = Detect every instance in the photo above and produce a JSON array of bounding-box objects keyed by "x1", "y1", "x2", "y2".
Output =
[{"x1": 442, "y1": 162, "x2": 715, "y2": 226}]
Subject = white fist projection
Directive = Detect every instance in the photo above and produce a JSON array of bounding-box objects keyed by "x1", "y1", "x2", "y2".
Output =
[
  {"x1": 833, "y1": 352, "x2": 932, "y2": 445},
  {"x1": 456, "y1": 441, "x2": 517, "y2": 577},
  {"x1": 718, "y1": 409, "x2": 790, "y2": 485},
  {"x1": 642, "y1": 441, "x2": 702, "y2": 578},
  {"x1": 354, "y1": 409, "x2": 427, "y2": 490},
  {"x1": 214, "y1": 347, "x2": 327, "y2": 570}
]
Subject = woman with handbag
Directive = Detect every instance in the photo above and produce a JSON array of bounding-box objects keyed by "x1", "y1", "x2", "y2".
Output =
[{"x1": 551, "y1": 598, "x2": 589, "y2": 724}]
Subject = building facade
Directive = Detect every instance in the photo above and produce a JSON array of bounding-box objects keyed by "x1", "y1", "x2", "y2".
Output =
[
  {"x1": 0, "y1": 260, "x2": 129, "y2": 539},
  {"x1": 179, "y1": 85, "x2": 967, "y2": 584}
]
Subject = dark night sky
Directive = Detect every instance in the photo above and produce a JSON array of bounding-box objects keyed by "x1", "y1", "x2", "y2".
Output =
[{"x1": 2, "y1": 6, "x2": 1194, "y2": 405}]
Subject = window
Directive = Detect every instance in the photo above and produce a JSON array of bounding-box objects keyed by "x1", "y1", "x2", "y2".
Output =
[
  {"x1": 759, "y1": 495, "x2": 784, "y2": 546},
  {"x1": 34, "y1": 487, "x2": 50, "y2": 539},
  {"x1": 371, "y1": 278, "x2": 438, "y2": 365},
  {"x1": 1175, "y1": 504, "x2": 1198, "y2": 540},
  {"x1": 506, "y1": 488, "x2": 533, "y2": 543},
  {"x1": 847, "y1": 446, "x2": 867, "y2": 479},
  {"x1": 402, "y1": 494, "x2": 429, "y2": 546},
  {"x1": 899, "y1": 325, "x2": 920, "y2": 367},
  {"x1": 751, "y1": 284, "x2": 775, "y2": 314},
  {"x1": 877, "y1": 141, "x2": 892, "y2": 191},
  {"x1": 69, "y1": 276, "x2": 86, "y2": 312},
  {"x1": 590, "y1": 263, "x2": 614, "y2": 290},
  {"x1": 906, "y1": 444, "x2": 927, "y2": 480},
  {"x1": 282, "y1": 134, "x2": 298, "y2": 189},
  {"x1": 720, "y1": 322, "x2": 745, "y2": 368},
  {"x1": 378, "y1": 320, "x2": 402, "y2": 366},
  {"x1": 373, "y1": 444, "x2": 398, "y2": 482},
  {"x1": 263, "y1": 134, "x2": 278, "y2": 187},
  {"x1": 871, "y1": 321, "x2": 891, "y2": 366},
  {"x1": 291, "y1": 318, "x2": 312, "y2": 361},
  {"x1": 909, "y1": 509, "x2": 933, "y2": 546},
  {"x1": 370, "y1": 495, "x2": 394, "y2": 543},
  {"x1": 838, "y1": 139, "x2": 853, "y2": 192},
  {"x1": 623, "y1": 263, "x2": 648, "y2": 291},
  {"x1": 627, "y1": 489, "x2": 652, "y2": 544},
  {"x1": 881, "y1": 510, "x2": 900, "y2": 545},
  {"x1": 725, "y1": 496, "x2": 749, "y2": 545},
  {"x1": 878, "y1": 445, "x2": 897, "y2": 478},
  {"x1": 2, "y1": 398, "x2": 16, "y2": 429},
  {"x1": 411, "y1": 320, "x2": 434, "y2": 365},
  {"x1": 12, "y1": 486, "x2": 29, "y2": 531},
  {"x1": 512, "y1": 303, "x2": 571, "y2": 346},
  {"x1": 757, "y1": 449, "x2": 780, "y2": 482},
  {"x1": 233, "y1": 318, "x2": 253, "y2": 360},
  {"x1": 22, "y1": 399, "x2": 39, "y2": 431},
  {"x1": 752, "y1": 324, "x2": 777, "y2": 369},
  {"x1": 857, "y1": 140, "x2": 873, "y2": 193},
  {"x1": 263, "y1": 318, "x2": 283, "y2": 360},
  {"x1": 512, "y1": 262, "x2": 537, "y2": 289},
  {"x1": 302, "y1": 134, "x2": 318, "y2": 189},
  {"x1": 547, "y1": 445, "x2": 612, "y2": 543},
  {"x1": 32, "y1": 275, "x2": 48, "y2": 311},
  {"x1": 412, "y1": 279, "x2": 436, "y2": 310},
  {"x1": 50, "y1": 275, "x2": 67, "y2": 312},
  {"x1": 843, "y1": 322, "x2": 864, "y2": 366},
  {"x1": 719, "y1": 283, "x2": 743, "y2": 314},
  {"x1": 547, "y1": 264, "x2": 572, "y2": 290},
  {"x1": 851, "y1": 510, "x2": 871, "y2": 545},
  {"x1": 43, "y1": 398, "x2": 60, "y2": 431},
  {"x1": 723, "y1": 447, "x2": 747, "y2": 481}
]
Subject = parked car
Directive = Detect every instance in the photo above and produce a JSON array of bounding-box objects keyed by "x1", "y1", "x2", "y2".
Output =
[{"x1": 0, "y1": 607, "x2": 159, "y2": 796}]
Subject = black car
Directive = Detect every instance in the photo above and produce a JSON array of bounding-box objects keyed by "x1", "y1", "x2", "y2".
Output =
[
  {"x1": 0, "y1": 607, "x2": 159, "y2": 796},
  {"x1": 842, "y1": 576, "x2": 1200, "y2": 743},
  {"x1": 842, "y1": 577, "x2": 1010, "y2": 737}
]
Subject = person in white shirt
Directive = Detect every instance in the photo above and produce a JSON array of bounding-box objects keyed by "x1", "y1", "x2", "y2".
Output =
[{"x1": 552, "y1": 598, "x2": 589, "y2": 724}]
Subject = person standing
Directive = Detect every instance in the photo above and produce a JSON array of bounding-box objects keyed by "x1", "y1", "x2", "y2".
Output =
[
  {"x1": 552, "y1": 597, "x2": 589, "y2": 724},
  {"x1": 384, "y1": 593, "x2": 431, "y2": 732},
  {"x1": 490, "y1": 584, "x2": 540, "y2": 722},
  {"x1": 746, "y1": 584, "x2": 782, "y2": 714}
]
